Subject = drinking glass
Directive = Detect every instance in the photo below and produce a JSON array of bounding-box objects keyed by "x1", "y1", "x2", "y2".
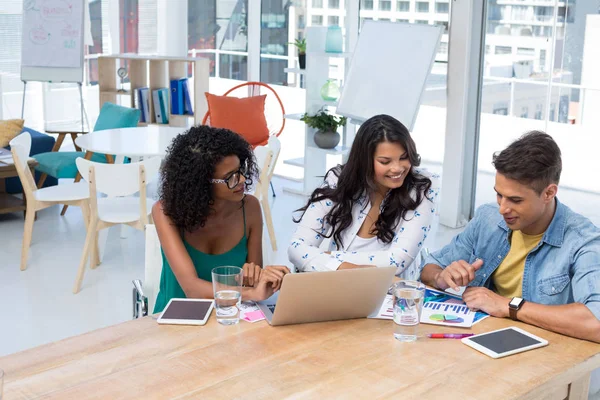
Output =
[
  {"x1": 212, "y1": 266, "x2": 243, "y2": 325},
  {"x1": 392, "y1": 280, "x2": 425, "y2": 342}
]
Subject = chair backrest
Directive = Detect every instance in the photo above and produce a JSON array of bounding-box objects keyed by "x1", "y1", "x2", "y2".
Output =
[
  {"x1": 94, "y1": 102, "x2": 141, "y2": 132},
  {"x1": 144, "y1": 224, "x2": 162, "y2": 313},
  {"x1": 9, "y1": 132, "x2": 37, "y2": 196},
  {"x1": 252, "y1": 145, "x2": 274, "y2": 199},
  {"x1": 76, "y1": 156, "x2": 162, "y2": 197},
  {"x1": 202, "y1": 82, "x2": 286, "y2": 138}
]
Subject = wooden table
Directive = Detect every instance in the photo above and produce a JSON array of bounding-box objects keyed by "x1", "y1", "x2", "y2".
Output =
[
  {"x1": 1, "y1": 314, "x2": 598, "y2": 399},
  {"x1": 0, "y1": 159, "x2": 38, "y2": 215}
]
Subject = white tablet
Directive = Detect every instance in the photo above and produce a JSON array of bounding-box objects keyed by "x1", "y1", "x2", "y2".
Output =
[
  {"x1": 462, "y1": 326, "x2": 548, "y2": 359},
  {"x1": 157, "y1": 298, "x2": 214, "y2": 326}
]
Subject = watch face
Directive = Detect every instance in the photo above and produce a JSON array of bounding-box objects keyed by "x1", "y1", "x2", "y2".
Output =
[{"x1": 509, "y1": 297, "x2": 523, "y2": 308}]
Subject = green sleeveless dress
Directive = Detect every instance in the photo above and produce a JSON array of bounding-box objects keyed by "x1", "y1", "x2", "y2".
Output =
[{"x1": 153, "y1": 207, "x2": 248, "y2": 314}]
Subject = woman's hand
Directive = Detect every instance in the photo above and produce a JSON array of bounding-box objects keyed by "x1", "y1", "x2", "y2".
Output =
[
  {"x1": 248, "y1": 266, "x2": 291, "y2": 301},
  {"x1": 242, "y1": 262, "x2": 263, "y2": 287}
]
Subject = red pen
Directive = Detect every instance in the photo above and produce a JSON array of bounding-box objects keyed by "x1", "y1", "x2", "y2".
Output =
[{"x1": 427, "y1": 333, "x2": 474, "y2": 339}]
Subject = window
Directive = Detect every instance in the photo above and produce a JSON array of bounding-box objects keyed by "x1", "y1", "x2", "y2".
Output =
[
  {"x1": 311, "y1": 15, "x2": 323, "y2": 26},
  {"x1": 415, "y1": 20, "x2": 429, "y2": 24},
  {"x1": 416, "y1": 2, "x2": 429, "y2": 12},
  {"x1": 328, "y1": 16, "x2": 339, "y2": 26},
  {"x1": 493, "y1": 104, "x2": 509, "y2": 115},
  {"x1": 485, "y1": 45, "x2": 490, "y2": 54},
  {"x1": 312, "y1": 0, "x2": 323, "y2": 7},
  {"x1": 328, "y1": 0, "x2": 340, "y2": 9},
  {"x1": 398, "y1": 19, "x2": 409, "y2": 23},
  {"x1": 495, "y1": 46, "x2": 512, "y2": 55},
  {"x1": 549, "y1": 103, "x2": 556, "y2": 121},
  {"x1": 435, "y1": 2, "x2": 449, "y2": 13},
  {"x1": 539, "y1": 49, "x2": 547, "y2": 71},
  {"x1": 380, "y1": 0, "x2": 392, "y2": 11},
  {"x1": 517, "y1": 47, "x2": 535, "y2": 56},
  {"x1": 362, "y1": 0, "x2": 374, "y2": 10},
  {"x1": 397, "y1": 1, "x2": 409, "y2": 12},
  {"x1": 520, "y1": 107, "x2": 528, "y2": 118},
  {"x1": 438, "y1": 42, "x2": 448, "y2": 54}
]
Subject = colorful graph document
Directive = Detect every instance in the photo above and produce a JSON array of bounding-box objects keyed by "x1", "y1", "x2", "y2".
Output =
[{"x1": 421, "y1": 301, "x2": 475, "y2": 328}]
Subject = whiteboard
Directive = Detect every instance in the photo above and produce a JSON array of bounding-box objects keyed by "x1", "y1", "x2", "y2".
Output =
[
  {"x1": 20, "y1": 0, "x2": 85, "y2": 82},
  {"x1": 337, "y1": 21, "x2": 442, "y2": 131}
]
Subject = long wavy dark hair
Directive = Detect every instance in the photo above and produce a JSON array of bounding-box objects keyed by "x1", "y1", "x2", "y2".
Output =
[
  {"x1": 294, "y1": 114, "x2": 432, "y2": 248},
  {"x1": 159, "y1": 125, "x2": 258, "y2": 233}
]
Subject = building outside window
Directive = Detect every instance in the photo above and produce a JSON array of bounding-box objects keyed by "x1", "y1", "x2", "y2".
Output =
[
  {"x1": 328, "y1": 15, "x2": 339, "y2": 26},
  {"x1": 397, "y1": 1, "x2": 409, "y2": 12},
  {"x1": 328, "y1": 0, "x2": 340, "y2": 9},
  {"x1": 416, "y1": 1, "x2": 429, "y2": 13},
  {"x1": 313, "y1": 0, "x2": 323, "y2": 7},
  {"x1": 380, "y1": 0, "x2": 392, "y2": 11},
  {"x1": 435, "y1": 2, "x2": 449, "y2": 13},
  {"x1": 362, "y1": 0, "x2": 374, "y2": 10},
  {"x1": 495, "y1": 45, "x2": 512, "y2": 55},
  {"x1": 311, "y1": 15, "x2": 323, "y2": 25}
]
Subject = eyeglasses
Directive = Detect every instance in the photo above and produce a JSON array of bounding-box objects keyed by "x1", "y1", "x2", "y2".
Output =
[{"x1": 211, "y1": 168, "x2": 248, "y2": 189}]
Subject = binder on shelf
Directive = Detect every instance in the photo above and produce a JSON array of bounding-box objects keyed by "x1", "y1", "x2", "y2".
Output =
[
  {"x1": 159, "y1": 88, "x2": 170, "y2": 123},
  {"x1": 170, "y1": 79, "x2": 184, "y2": 115},
  {"x1": 152, "y1": 88, "x2": 169, "y2": 124},
  {"x1": 137, "y1": 87, "x2": 150, "y2": 123},
  {"x1": 180, "y1": 78, "x2": 193, "y2": 115}
]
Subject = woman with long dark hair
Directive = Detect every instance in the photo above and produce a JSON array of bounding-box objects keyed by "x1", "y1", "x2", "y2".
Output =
[
  {"x1": 152, "y1": 125, "x2": 289, "y2": 313},
  {"x1": 288, "y1": 114, "x2": 440, "y2": 277}
]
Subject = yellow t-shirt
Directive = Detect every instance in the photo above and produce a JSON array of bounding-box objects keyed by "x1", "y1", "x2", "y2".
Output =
[{"x1": 492, "y1": 230, "x2": 544, "y2": 298}]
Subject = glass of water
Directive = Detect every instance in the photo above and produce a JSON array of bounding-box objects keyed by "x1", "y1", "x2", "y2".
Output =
[
  {"x1": 392, "y1": 280, "x2": 425, "y2": 342},
  {"x1": 212, "y1": 266, "x2": 243, "y2": 325}
]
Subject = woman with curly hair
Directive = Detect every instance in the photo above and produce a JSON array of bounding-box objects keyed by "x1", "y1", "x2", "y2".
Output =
[
  {"x1": 289, "y1": 114, "x2": 440, "y2": 278},
  {"x1": 153, "y1": 125, "x2": 289, "y2": 313}
]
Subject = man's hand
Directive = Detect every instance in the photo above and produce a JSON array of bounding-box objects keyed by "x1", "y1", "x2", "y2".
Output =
[
  {"x1": 462, "y1": 287, "x2": 510, "y2": 318},
  {"x1": 251, "y1": 266, "x2": 290, "y2": 301},
  {"x1": 434, "y1": 259, "x2": 483, "y2": 291},
  {"x1": 242, "y1": 262, "x2": 262, "y2": 287}
]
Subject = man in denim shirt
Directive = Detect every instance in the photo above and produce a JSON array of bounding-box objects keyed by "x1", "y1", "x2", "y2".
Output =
[{"x1": 421, "y1": 131, "x2": 600, "y2": 343}]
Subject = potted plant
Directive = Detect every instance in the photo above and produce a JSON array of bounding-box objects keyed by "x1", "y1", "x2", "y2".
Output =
[
  {"x1": 301, "y1": 109, "x2": 347, "y2": 149},
  {"x1": 289, "y1": 38, "x2": 307, "y2": 69}
]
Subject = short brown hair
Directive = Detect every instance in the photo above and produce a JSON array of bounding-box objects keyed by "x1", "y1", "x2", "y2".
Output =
[{"x1": 492, "y1": 131, "x2": 562, "y2": 194}]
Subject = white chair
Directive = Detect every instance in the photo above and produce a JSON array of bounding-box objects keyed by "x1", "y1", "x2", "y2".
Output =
[
  {"x1": 253, "y1": 144, "x2": 277, "y2": 251},
  {"x1": 10, "y1": 132, "x2": 89, "y2": 271},
  {"x1": 73, "y1": 156, "x2": 161, "y2": 293}
]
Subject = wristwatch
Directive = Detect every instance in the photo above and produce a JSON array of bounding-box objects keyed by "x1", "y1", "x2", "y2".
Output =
[{"x1": 509, "y1": 297, "x2": 526, "y2": 321}]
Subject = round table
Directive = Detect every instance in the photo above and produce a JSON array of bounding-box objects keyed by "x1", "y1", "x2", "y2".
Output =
[{"x1": 75, "y1": 125, "x2": 185, "y2": 158}]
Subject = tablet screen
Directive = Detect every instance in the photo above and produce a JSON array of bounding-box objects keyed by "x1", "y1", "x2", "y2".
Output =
[
  {"x1": 161, "y1": 300, "x2": 212, "y2": 321},
  {"x1": 469, "y1": 328, "x2": 542, "y2": 354}
]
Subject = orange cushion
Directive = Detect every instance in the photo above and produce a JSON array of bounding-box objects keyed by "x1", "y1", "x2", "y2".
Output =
[{"x1": 205, "y1": 93, "x2": 270, "y2": 147}]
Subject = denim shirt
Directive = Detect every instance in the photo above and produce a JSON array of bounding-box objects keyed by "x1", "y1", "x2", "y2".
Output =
[{"x1": 423, "y1": 199, "x2": 600, "y2": 320}]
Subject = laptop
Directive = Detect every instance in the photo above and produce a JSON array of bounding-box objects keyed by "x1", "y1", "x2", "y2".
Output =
[{"x1": 257, "y1": 267, "x2": 396, "y2": 326}]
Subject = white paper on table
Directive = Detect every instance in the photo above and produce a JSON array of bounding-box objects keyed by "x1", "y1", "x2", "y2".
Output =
[
  {"x1": 238, "y1": 301, "x2": 265, "y2": 323},
  {"x1": 420, "y1": 301, "x2": 476, "y2": 328},
  {"x1": 368, "y1": 294, "x2": 394, "y2": 320}
]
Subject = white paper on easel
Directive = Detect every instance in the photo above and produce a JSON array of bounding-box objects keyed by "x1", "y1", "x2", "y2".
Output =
[{"x1": 21, "y1": 0, "x2": 84, "y2": 68}]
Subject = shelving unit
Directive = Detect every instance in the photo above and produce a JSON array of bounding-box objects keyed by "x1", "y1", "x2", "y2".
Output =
[
  {"x1": 282, "y1": 27, "x2": 355, "y2": 196},
  {"x1": 98, "y1": 54, "x2": 210, "y2": 128}
]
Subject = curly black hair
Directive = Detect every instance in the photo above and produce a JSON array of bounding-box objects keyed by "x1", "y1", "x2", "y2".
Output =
[{"x1": 159, "y1": 125, "x2": 258, "y2": 233}]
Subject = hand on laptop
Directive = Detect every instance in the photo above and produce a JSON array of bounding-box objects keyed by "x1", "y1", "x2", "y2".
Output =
[
  {"x1": 249, "y1": 266, "x2": 290, "y2": 301},
  {"x1": 434, "y1": 259, "x2": 484, "y2": 292}
]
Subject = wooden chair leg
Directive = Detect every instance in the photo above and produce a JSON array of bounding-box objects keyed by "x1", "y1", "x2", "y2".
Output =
[
  {"x1": 65, "y1": 151, "x2": 94, "y2": 216},
  {"x1": 74, "y1": 220, "x2": 97, "y2": 294},
  {"x1": 20, "y1": 204, "x2": 36, "y2": 271},
  {"x1": 261, "y1": 195, "x2": 277, "y2": 252},
  {"x1": 90, "y1": 230, "x2": 100, "y2": 269}
]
